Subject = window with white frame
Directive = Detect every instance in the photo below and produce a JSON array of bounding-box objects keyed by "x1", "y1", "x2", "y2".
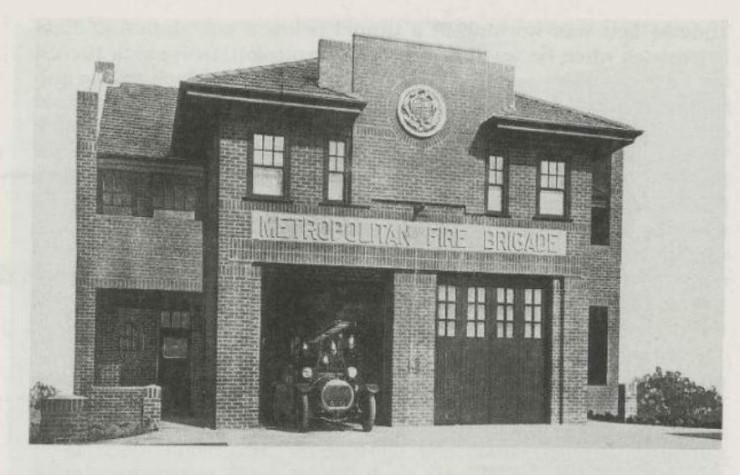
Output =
[
  {"x1": 251, "y1": 134, "x2": 285, "y2": 197},
  {"x1": 538, "y1": 160, "x2": 567, "y2": 217},
  {"x1": 486, "y1": 155, "x2": 506, "y2": 214},
  {"x1": 326, "y1": 140, "x2": 349, "y2": 202}
]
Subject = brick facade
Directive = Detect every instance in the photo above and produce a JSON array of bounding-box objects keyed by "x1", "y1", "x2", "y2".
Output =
[{"x1": 74, "y1": 33, "x2": 639, "y2": 431}]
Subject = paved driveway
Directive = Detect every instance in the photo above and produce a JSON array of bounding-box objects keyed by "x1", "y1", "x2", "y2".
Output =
[{"x1": 96, "y1": 420, "x2": 721, "y2": 449}]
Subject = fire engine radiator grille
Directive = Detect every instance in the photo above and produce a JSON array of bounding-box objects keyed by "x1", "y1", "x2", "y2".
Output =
[{"x1": 320, "y1": 379, "x2": 354, "y2": 410}]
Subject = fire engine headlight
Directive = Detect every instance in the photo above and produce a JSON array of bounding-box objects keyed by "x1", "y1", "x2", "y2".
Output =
[
  {"x1": 301, "y1": 367, "x2": 313, "y2": 379},
  {"x1": 347, "y1": 367, "x2": 358, "y2": 379}
]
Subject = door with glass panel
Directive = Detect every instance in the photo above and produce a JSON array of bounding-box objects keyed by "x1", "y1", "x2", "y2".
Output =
[{"x1": 489, "y1": 285, "x2": 549, "y2": 423}]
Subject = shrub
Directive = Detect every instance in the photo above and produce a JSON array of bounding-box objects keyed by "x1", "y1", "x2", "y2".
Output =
[
  {"x1": 631, "y1": 367, "x2": 722, "y2": 428},
  {"x1": 29, "y1": 382, "x2": 58, "y2": 443}
]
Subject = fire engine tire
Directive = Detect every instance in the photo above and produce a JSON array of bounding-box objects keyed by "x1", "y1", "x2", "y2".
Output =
[
  {"x1": 363, "y1": 394, "x2": 376, "y2": 432},
  {"x1": 297, "y1": 394, "x2": 310, "y2": 432}
]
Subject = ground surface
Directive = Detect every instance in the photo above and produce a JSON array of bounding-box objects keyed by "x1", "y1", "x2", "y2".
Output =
[{"x1": 95, "y1": 419, "x2": 721, "y2": 448}]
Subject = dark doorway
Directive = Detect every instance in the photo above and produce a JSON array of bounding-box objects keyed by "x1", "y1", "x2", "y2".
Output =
[
  {"x1": 259, "y1": 266, "x2": 390, "y2": 426},
  {"x1": 435, "y1": 276, "x2": 551, "y2": 424},
  {"x1": 158, "y1": 309, "x2": 192, "y2": 416}
]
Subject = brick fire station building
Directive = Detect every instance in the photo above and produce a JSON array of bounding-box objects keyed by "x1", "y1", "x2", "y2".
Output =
[{"x1": 74, "y1": 34, "x2": 642, "y2": 429}]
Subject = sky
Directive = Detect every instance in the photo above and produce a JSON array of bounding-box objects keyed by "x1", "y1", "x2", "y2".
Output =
[{"x1": 10, "y1": 19, "x2": 727, "y2": 394}]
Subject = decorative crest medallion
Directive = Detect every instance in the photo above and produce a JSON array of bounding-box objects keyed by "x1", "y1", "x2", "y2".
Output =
[{"x1": 397, "y1": 85, "x2": 447, "y2": 138}]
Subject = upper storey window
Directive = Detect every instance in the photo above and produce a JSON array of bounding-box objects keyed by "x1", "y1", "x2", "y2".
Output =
[
  {"x1": 537, "y1": 160, "x2": 567, "y2": 218},
  {"x1": 591, "y1": 155, "x2": 611, "y2": 245},
  {"x1": 251, "y1": 134, "x2": 286, "y2": 197},
  {"x1": 486, "y1": 155, "x2": 507, "y2": 215},
  {"x1": 98, "y1": 169, "x2": 201, "y2": 219},
  {"x1": 325, "y1": 140, "x2": 350, "y2": 203}
]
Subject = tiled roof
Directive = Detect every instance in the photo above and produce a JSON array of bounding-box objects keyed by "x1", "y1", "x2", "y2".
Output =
[
  {"x1": 185, "y1": 57, "x2": 362, "y2": 103},
  {"x1": 97, "y1": 83, "x2": 179, "y2": 159},
  {"x1": 498, "y1": 93, "x2": 638, "y2": 132}
]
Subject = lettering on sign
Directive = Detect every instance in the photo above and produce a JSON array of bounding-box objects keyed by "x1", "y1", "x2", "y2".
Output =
[{"x1": 251, "y1": 211, "x2": 566, "y2": 256}]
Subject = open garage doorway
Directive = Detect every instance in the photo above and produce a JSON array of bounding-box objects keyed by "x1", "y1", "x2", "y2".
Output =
[{"x1": 259, "y1": 266, "x2": 391, "y2": 427}]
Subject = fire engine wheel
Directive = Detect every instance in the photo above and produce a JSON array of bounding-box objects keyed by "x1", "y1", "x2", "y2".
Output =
[
  {"x1": 297, "y1": 394, "x2": 310, "y2": 432},
  {"x1": 362, "y1": 394, "x2": 376, "y2": 432}
]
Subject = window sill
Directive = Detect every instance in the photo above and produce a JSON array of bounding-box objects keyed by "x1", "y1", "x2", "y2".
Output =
[
  {"x1": 532, "y1": 215, "x2": 572, "y2": 223},
  {"x1": 319, "y1": 201, "x2": 371, "y2": 209},
  {"x1": 483, "y1": 212, "x2": 511, "y2": 218},
  {"x1": 242, "y1": 195, "x2": 293, "y2": 204}
]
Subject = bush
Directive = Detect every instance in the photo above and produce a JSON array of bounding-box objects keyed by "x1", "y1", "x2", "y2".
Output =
[
  {"x1": 630, "y1": 367, "x2": 722, "y2": 429},
  {"x1": 29, "y1": 382, "x2": 58, "y2": 443}
]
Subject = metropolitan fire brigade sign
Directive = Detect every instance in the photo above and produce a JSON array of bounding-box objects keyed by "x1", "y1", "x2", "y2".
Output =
[{"x1": 252, "y1": 211, "x2": 567, "y2": 256}]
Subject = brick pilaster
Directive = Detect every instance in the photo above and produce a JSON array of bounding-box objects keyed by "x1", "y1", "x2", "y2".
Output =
[
  {"x1": 390, "y1": 271, "x2": 436, "y2": 425},
  {"x1": 74, "y1": 91, "x2": 99, "y2": 395}
]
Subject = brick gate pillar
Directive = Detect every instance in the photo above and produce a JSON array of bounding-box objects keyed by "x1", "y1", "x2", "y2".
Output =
[{"x1": 390, "y1": 271, "x2": 436, "y2": 426}]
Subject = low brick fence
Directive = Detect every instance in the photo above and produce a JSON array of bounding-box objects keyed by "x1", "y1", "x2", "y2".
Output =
[{"x1": 38, "y1": 385, "x2": 161, "y2": 444}]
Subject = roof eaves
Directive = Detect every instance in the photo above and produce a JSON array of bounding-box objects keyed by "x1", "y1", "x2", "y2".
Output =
[
  {"x1": 513, "y1": 93, "x2": 638, "y2": 131},
  {"x1": 180, "y1": 80, "x2": 367, "y2": 106}
]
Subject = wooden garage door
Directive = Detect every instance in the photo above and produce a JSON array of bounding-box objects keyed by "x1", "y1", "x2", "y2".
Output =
[{"x1": 434, "y1": 281, "x2": 550, "y2": 425}]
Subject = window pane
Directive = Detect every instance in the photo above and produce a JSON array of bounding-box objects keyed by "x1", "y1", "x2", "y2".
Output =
[
  {"x1": 495, "y1": 171, "x2": 504, "y2": 184},
  {"x1": 254, "y1": 134, "x2": 263, "y2": 149},
  {"x1": 274, "y1": 152, "x2": 283, "y2": 167},
  {"x1": 534, "y1": 324, "x2": 541, "y2": 339},
  {"x1": 336, "y1": 156, "x2": 345, "y2": 172},
  {"x1": 477, "y1": 287, "x2": 485, "y2": 301},
  {"x1": 264, "y1": 151, "x2": 274, "y2": 166},
  {"x1": 447, "y1": 303, "x2": 456, "y2": 319},
  {"x1": 438, "y1": 323, "x2": 446, "y2": 337},
  {"x1": 534, "y1": 290, "x2": 542, "y2": 304},
  {"x1": 467, "y1": 322, "x2": 475, "y2": 337},
  {"x1": 467, "y1": 287, "x2": 475, "y2": 302},
  {"x1": 264, "y1": 135, "x2": 273, "y2": 150},
  {"x1": 171, "y1": 311, "x2": 181, "y2": 328},
  {"x1": 497, "y1": 306, "x2": 504, "y2": 321},
  {"x1": 557, "y1": 162, "x2": 565, "y2": 176},
  {"x1": 274, "y1": 136, "x2": 284, "y2": 151},
  {"x1": 446, "y1": 321, "x2": 455, "y2": 337},
  {"x1": 477, "y1": 304, "x2": 485, "y2": 319},
  {"x1": 497, "y1": 288, "x2": 504, "y2": 301},
  {"x1": 497, "y1": 323, "x2": 504, "y2": 338},
  {"x1": 525, "y1": 289, "x2": 532, "y2": 304},
  {"x1": 254, "y1": 150, "x2": 264, "y2": 165},
  {"x1": 253, "y1": 168, "x2": 283, "y2": 196},
  {"x1": 329, "y1": 141, "x2": 337, "y2": 155},
  {"x1": 534, "y1": 307, "x2": 542, "y2": 322},
  {"x1": 437, "y1": 303, "x2": 446, "y2": 318},
  {"x1": 163, "y1": 336, "x2": 188, "y2": 359},
  {"x1": 337, "y1": 141, "x2": 345, "y2": 156},
  {"x1": 438, "y1": 286, "x2": 446, "y2": 301},
  {"x1": 506, "y1": 323, "x2": 514, "y2": 338},
  {"x1": 506, "y1": 289, "x2": 514, "y2": 301},
  {"x1": 541, "y1": 161, "x2": 548, "y2": 173},
  {"x1": 525, "y1": 325, "x2": 532, "y2": 338},
  {"x1": 524, "y1": 307, "x2": 532, "y2": 322},
  {"x1": 181, "y1": 312, "x2": 190, "y2": 329},
  {"x1": 328, "y1": 173, "x2": 344, "y2": 201},
  {"x1": 467, "y1": 304, "x2": 475, "y2": 320},
  {"x1": 487, "y1": 186, "x2": 502, "y2": 212},
  {"x1": 477, "y1": 322, "x2": 485, "y2": 337},
  {"x1": 448, "y1": 287, "x2": 456, "y2": 301},
  {"x1": 540, "y1": 190, "x2": 565, "y2": 216}
]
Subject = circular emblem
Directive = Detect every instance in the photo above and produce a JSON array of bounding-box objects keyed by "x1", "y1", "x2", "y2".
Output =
[{"x1": 397, "y1": 85, "x2": 447, "y2": 138}]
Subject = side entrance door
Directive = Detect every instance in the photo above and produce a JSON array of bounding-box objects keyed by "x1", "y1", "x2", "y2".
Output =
[
  {"x1": 434, "y1": 279, "x2": 550, "y2": 425},
  {"x1": 158, "y1": 310, "x2": 191, "y2": 416}
]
